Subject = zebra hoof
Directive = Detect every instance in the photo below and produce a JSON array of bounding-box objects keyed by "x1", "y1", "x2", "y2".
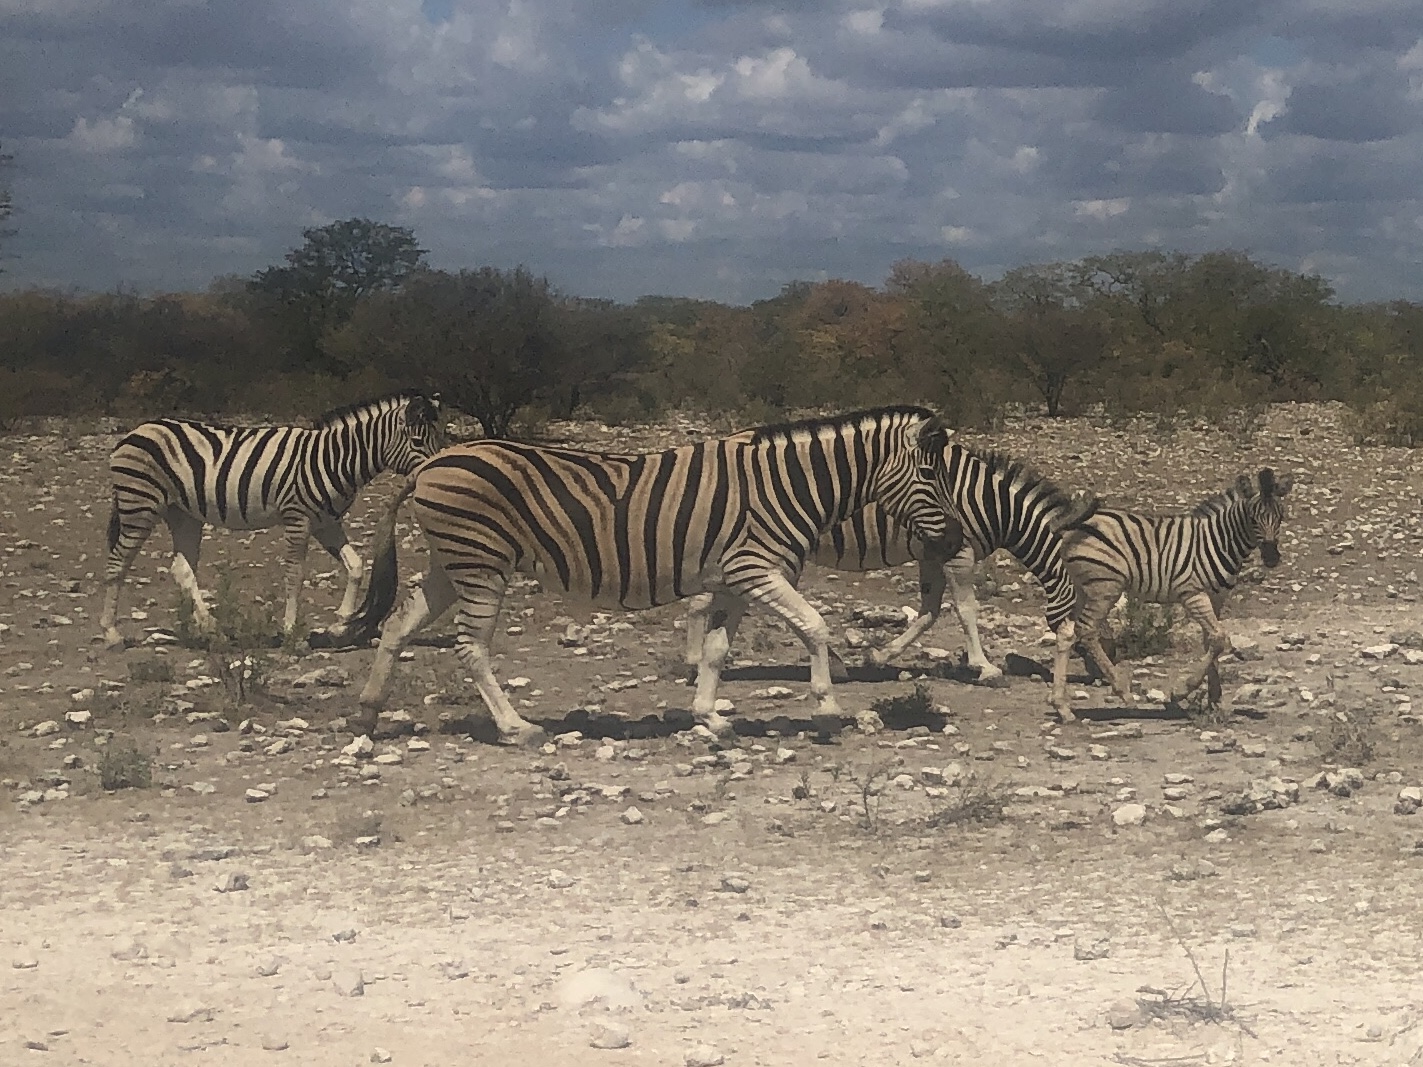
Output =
[
  {"x1": 346, "y1": 711, "x2": 379, "y2": 739},
  {"x1": 698, "y1": 712, "x2": 736, "y2": 739},
  {"x1": 975, "y1": 667, "x2": 1008, "y2": 689}
]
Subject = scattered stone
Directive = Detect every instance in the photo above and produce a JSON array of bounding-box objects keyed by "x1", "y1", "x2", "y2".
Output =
[
  {"x1": 371, "y1": 1048, "x2": 393, "y2": 1063},
  {"x1": 1111, "y1": 803, "x2": 1147, "y2": 827},
  {"x1": 31, "y1": 721, "x2": 60, "y2": 738},
  {"x1": 1107, "y1": 1000, "x2": 1143, "y2": 1030},
  {"x1": 621, "y1": 806, "x2": 644, "y2": 825},
  {"x1": 1221, "y1": 777, "x2": 1300, "y2": 814},
  {"x1": 342, "y1": 735, "x2": 374, "y2": 758},
  {"x1": 548, "y1": 870, "x2": 575, "y2": 889},
  {"x1": 720, "y1": 874, "x2": 751, "y2": 894},
  {"x1": 301, "y1": 835, "x2": 334, "y2": 852},
  {"x1": 292, "y1": 665, "x2": 350, "y2": 688},
  {"x1": 1204, "y1": 828, "x2": 1231, "y2": 844},
  {"x1": 1395, "y1": 787, "x2": 1422, "y2": 816},
  {"x1": 685, "y1": 1046, "x2": 725, "y2": 1067},
  {"x1": 244, "y1": 788, "x2": 270, "y2": 804},
  {"x1": 1361, "y1": 643, "x2": 1399, "y2": 660},
  {"x1": 64, "y1": 709, "x2": 92, "y2": 727},
  {"x1": 216, "y1": 873, "x2": 249, "y2": 893},
  {"x1": 1074, "y1": 935, "x2": 1111, "y2": 961},
  {"x1": 260, "y1": 1034, "x2": 290, "y2": 1051},
  {"x1": 256, "y1": 959, "x2": 282, "y2": 977},
  {"x1": 168, "y1": 1004, "x2": 215, "y2": 1024},
  {"x1": 701, "y1": 812, "x2": 729, "y2": 827},
  {"x1": 589, "y1": 1022, "x2": 632, "y2": 1050}
]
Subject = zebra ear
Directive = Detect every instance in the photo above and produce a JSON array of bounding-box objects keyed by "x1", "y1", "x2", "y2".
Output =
[
  {"x1": 917, "y1": 416, "x2": 952, "y2": 454},
  {"x1": 1258, "y1": 467, "x2": 1280, "y2": 498},
  {"x1": 1235, "y1": 474, "x2": 1254, "y2": 497}
]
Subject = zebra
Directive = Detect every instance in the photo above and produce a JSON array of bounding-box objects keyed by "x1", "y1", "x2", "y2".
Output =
[
  {"x1": 1059, "y1": 467, "x2": 1292, "y2": 707},
  {"x1": 682, "y1": 442, "x2": 1092, "y2": 712},
  {"x1": 100, "y1": 391, "x2": 446, "y2": 649},
  {"x1": 334, "y1": 407, "x2": 955, "y2": 743}
]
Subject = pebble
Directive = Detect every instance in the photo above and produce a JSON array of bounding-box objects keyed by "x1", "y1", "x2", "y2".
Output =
[
  {"x1": 589, "y1": 1022, "x2": 632, "y2": 1050},
  {"x1": 261, "y1": 1035, "x2": 290, "y2": 1051},
  {"x1": 701, "y1": 812, "x2": 729, "y2": 826},
  {"x1": 1107, "y1": 1000, "x2": 1143, "y2": 1030},
  {"x1": 333, "y1": 971, "x2": 365, "y2": 997},
  {"x1": 371, "y1": 1049, "x2": 393, "y2": 1064},
  {"x1": 548, "y1": 870, "x2": 575, "y2": 889},
  {"x1": 245, "y1": 788, "x2": 270, "y2": 803},
  {"x1": 685, "y1": 1046, "x2": 725, "y2": 1067},
  {"x1": 720, "y1": 874, "x2": 751, "y2": 894},
  {"x1": 621, "y1": 806, "x2": 644, "y2": 825}
]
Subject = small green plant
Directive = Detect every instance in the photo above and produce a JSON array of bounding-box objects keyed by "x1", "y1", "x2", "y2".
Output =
[
  {"x1": 98, "y1": 738, "x2": 152, "y2": 791},
  {"x1": 1315, "y1": 707, "x2": 1378, "y2": 765},
  {"x1": 869, "y1": 682, "x2": 936, "y2": 723},
  {"x1": 176, "y1": 566, "x2": 278, "y2": 651},
  {"x1": 208, "y1": 649, "x2": 270, "y2": 706},
  {"x1": 1112, "y1": 596, "x2": 1178, "y2": 660},
  {"x1": 924, "y1": 779, "x2": 1012, "y2": 829},
  {"x1": 127, "y1": 658, "x2": 175, "y2": 685}
]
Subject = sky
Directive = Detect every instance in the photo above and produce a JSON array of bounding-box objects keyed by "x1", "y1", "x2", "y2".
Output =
[{"x1": 2, "y1": 0, "x2": 1423, "y2": 306}]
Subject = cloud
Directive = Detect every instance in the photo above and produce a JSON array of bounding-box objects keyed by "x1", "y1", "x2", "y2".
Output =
[{"x1": 1, "y1": 0, "x2": 1422, "y2": 303}]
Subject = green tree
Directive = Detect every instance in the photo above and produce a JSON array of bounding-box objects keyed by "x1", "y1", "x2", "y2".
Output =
[
  {"x1": 248, "y1": 218, "x2": 426, "y2": 373},
  {"x1": 993, "y1": 262, "x2": 1108, "y2": 417},
  {"x1": 327, "y1": 266, "x2": 565, "y2": 437}
]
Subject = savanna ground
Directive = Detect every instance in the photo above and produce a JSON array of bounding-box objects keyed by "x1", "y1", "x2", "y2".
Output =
[{"x1": 3, "y1": 402, "x2": 1423, "y2": 1067}]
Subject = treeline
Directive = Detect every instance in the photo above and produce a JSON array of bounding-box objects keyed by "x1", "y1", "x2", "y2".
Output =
[{"x1": 3, "y1": 218, "x2": 1422, "y2": 443}]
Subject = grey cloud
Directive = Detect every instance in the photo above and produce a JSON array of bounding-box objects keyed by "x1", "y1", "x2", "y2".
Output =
[{"x1": 1273, "y1": 72, "x2": 1421, "y2": 143}]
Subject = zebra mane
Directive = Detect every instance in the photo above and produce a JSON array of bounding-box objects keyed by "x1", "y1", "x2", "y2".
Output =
[
  {"x1": 1190, "y1": 478, "x2": 1254, "y2": 518},
  {"x1": 747, "y1": 405, "x2": 938, "y2": 444},
  {"x1": 958, "y1": 444, "x2": 1084, "y2": 520},
  {"x1": 314, "y1": 391, "x2": 427, "y2": 429}
]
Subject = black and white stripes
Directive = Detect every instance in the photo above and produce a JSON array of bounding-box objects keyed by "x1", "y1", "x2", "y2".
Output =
[
  {"x1": 100, "y1": 392, "x2": 445, "y2": 646},
  {"x1": 1060, "y1": 468, "x2": 1292, "y2": 707},
  {"x1": 339, "y1": 406, "x2": 952, "y2": 741}
]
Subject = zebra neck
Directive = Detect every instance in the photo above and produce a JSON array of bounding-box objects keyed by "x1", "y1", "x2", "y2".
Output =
[
  {"x1": 312, "y1": 419, "x2": 382, "y2": 495},
  {"x1": 1200, "y1": 507, "x2": 1256, "y2": 583}
]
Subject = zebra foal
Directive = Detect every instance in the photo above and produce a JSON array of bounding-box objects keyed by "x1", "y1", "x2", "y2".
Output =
[
  {"x1": 335, "y1": 407, "x2": 954, "y2": 743},
  {"x1": 1059, "y1": 468, "x2": 1292, "y2": 707},
  {"x1": 684, "y1": 443, "x2": 1090, "y2": 711},
  {"x1": 100, "y1": 392, "x2": 445, "y2": 648}
]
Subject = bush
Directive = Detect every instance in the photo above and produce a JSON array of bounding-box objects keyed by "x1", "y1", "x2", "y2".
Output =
[
  {"x1": 1112, "y1": 596, "x2": 1177, "y2": 660},
  {"x1": 99, "y1": 739, "x2": 152, "y2": 790}
]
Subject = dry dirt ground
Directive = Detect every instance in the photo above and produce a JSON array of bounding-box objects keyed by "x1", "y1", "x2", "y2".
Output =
[{"x1": 3, "y1": 403, "x2": 1423, "y2": 1067}]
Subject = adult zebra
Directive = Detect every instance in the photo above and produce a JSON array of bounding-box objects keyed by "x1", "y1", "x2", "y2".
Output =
[
  {"x1": 1060, "y1": 468, "x2": 1292, "y2": 706},
  {"x1": 334, "y1": 407, "x2": 954, "y2": 742},
  {"x1": 100, "y1": 391, "x2": 446, "y2": 649},
  {"x1": 682, "y1": 442, "x2": 1092, "y2": 711}
]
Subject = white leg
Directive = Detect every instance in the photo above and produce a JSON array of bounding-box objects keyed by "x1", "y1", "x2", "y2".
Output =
[
  {"x1": 313, "y1": 522, "x2": 364, "y2": 624},
  {"x1": 691, "y1": 593, "x2": 746, "y2": 736},
  {"x1": 945, "y1": 548, "x2": 1002, "y2": 682},
  {"x1": 684, "y1": 591, "x2": 715, "y2": 669},
  {"x1": 1050, "y1": 618, "x2": 1076, "y2": 722},
  {"x1": 167, "y1": 510, "x2": 214, "y2": 633},
  {"x1": 358, "y1": 565, "x2": 458, "y2": 712},
  {"x1": 101, "y1": 493, "x2": 161, "y2": 650}
]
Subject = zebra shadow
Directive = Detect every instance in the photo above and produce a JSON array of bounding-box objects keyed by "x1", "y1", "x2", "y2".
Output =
[{"x1": 433, "y1": 701, "x2": 951, "y2": 745}]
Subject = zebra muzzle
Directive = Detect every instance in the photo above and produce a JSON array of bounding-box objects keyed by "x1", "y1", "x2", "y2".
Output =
[{"x1": 1260, "y1": 542, "x2": 1280, "y2": 568}]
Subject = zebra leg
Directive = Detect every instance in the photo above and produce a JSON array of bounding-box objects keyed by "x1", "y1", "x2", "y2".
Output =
[
  {"x1": 690, "y1": 592, "x2": 747, "y2": 737},
  {"x1": 167, "y1": 509, "x2": 215, "y2": 634},
  {"x1": 1050, "y1": 618, "x2": 1077, "y2": 722},
  {"x1": 355, "y1": 564, "x2": 459, "y2": 729},
  {"x1": 280, "y1": 513, "x2": 314, "y2": 636},
  {"x1": 727, "y1": 570, "x2": 855, "y2": 725},
  {"x1": 1074, "y1": 583, "x2": 1134, "y2": 704},
  {"x1": 452, "y1": 581, "x2": 546, "y2": 746},
  {"x1": 683, "y1": 591, "x2": 715, "y2": 678},
  {"x1": 1172, "y1": 590, "x2": 1231, "y2": 704},
  {"x1": 1205, "y1": 591, "x2": 1226, "y2": 707},
  {"x1": 313, "y1": 521, "x2": 364, "y2": 625},
  {"x1": 945, "y1": 547, "x2": 1003, "y2": 683},
  {"x1": 869, "y1": 557, "x2": 943, "y2": 667},
  {"x1": 101, "y1": 494, "x2": 160, "y2": 649}
]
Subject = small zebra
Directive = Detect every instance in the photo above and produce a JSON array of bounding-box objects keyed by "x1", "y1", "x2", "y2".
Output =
[
  {"x1": 100, "y1": 392, "x2": 445, "y2": 648},
  {"x1": 335, "y1": 407, "x2": 953, "y2": 742},
  {"x1": 1060, "y1": 468, "x2": 1292, "y2": 707},
  {"x1": 683, "y1": 443, "x2": 1091, "y2": 711}
]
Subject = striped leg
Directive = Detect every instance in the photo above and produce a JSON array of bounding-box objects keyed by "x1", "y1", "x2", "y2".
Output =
[
  {"x1": 278, "y1": 512, "x2": 316, "y2": 635},
  {"x1": 1072, "y1": 578, "x2": 1133, "y2": 704},
  {"x1": 1172, "y1": 589, "x2": 1231, "y2": 704},
  {"x1": 101, "y1": 495, "x2": 161, "y2": 649},
  {"x1": 452, "y1": 583, "x2": 545, "y2": 746},
  {"x1": 167, "y1": 509, "x2": 216, "y2": 635},
  {"x1": 355, "y1": 563, "x2": 459, "y2": 728},
  {"x1": 312, "y1": 520, "x2": 364, "y2": 624}
]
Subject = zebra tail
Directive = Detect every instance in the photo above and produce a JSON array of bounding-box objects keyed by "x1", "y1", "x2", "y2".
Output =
[
  {"x1": 339, "y1": 476, "x2": 418, "y2": 646},
  {"x1": 106, "y1": 492, "x2": 121, "y2": 555}
]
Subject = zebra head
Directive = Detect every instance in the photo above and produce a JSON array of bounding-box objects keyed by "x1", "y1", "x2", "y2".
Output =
[
  {"x1": 389, "y1": 392, "x2": 448, "y2": 473},
  {"x1": 869, "y1": 412, "x2": 956, "y2": 546},
  {"x1": 1244, "y1": 467, "x2": 1292, "y2": 567}
]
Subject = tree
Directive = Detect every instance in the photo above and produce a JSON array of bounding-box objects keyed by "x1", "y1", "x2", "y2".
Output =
[
  {"x1": 326, "y1": 267, "x2": 566, "y2": 438},
  {"x1": 994, "y1": 263, "x2": 1109, "y2": 417},
  {"x1": 248, "y1": 218, "x2": 426, "y2": 373},
  {"x1": 0, "y1": 141, "x2": 15, "y2": 271}
]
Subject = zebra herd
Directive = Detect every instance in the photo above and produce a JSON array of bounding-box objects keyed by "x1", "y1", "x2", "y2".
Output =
[{"x1": 98, "y1": 391, "x2": 1293, "y2": 743}]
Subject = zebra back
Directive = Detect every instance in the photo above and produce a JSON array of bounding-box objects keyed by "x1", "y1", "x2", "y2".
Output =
[
  {"x1": 1063, "y1": 468, "x2": 1292, "y2": 601},
  {"x1": 109, "y1": 391, "x2": 444, "y2": 528}
]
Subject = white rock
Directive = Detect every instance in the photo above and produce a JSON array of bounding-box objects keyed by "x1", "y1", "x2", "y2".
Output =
[
  {"x1": 31, "y1": 721, "x2": 60, "y2": 738},
  {"x1": 621, "y1": 806, "x2": 644, "y2": 825},
  {"x1": 64, "y1": 709, "x2": 92, "y2": 727},
  {"x1": 1111, "y1": 803, "x2": 1147, "y2": 827},
  {"x1": 1361, "y1": 643, "x2": 1399, "y2": 659}
]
